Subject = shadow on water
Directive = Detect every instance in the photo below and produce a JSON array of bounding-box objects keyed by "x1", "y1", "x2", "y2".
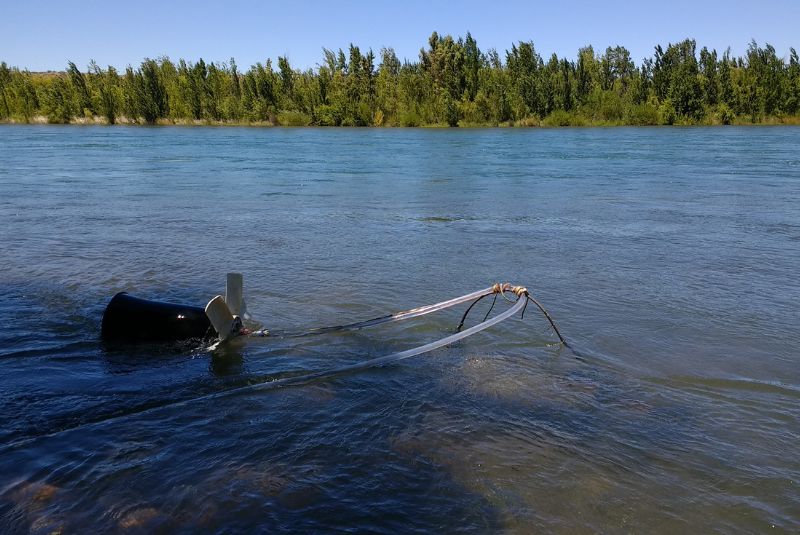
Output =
[{"x1": 1, "y1": 356, "x2": 511, "y2": 533}]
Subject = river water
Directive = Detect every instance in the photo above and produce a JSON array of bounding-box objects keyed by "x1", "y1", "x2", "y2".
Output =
[{"x1": 0, "y1": 125, "x2": 798, "y2": 533}]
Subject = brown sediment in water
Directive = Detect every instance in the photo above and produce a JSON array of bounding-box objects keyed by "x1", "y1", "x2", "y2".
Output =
[
  {"x1": 3, "y1": 481, "x2": 66, "y2": 534},
  {"x1": 117, "y1": 506, "x2": 163, "y2": 530},
  {"x1": 440, "y1": 354, "x2": 601, "y2": 407},
  {"x1": 388, "y1": 410, "x2": 623, "y2": 531},
  {"x1": 207, "y1": 461, "x2": 293, "y2": 498},
  {"x1": 10, "y1": 482, "x2": 60, "y2": 506},
  {"x1": 29, "y1": 513, "x2": 66, "y2": 534},
  {"x1": 208, "y1": 461, "x2": 323, "y2": 512}
]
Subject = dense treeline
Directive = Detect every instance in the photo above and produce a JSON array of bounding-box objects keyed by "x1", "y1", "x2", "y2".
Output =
[{"x1": 1, "y1": 33, "x2": 799, "y2": 126}]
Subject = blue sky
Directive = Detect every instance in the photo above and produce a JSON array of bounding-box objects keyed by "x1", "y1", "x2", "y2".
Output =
[{"x1": 2, "y1": 0, "x2": 798, "y2": 71}]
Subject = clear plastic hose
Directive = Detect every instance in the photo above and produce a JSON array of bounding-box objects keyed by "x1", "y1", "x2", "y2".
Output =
[{"x1": 259, "y1": 286, "x2": 499, "y2": 338}]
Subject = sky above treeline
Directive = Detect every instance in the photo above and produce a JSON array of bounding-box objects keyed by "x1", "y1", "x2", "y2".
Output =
[{"x1": 3, "y1": 0, "x2": 799, "y2": 71}]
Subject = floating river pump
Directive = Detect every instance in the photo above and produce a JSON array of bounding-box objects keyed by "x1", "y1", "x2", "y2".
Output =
[
  {"x1": 101, "y1": 273, "x2": 246, "y2": 343},
  {"x1": 101, "y1": 293, "x2": 213, "y2": 343},
  {"x1": 101, "y1": 274, "x2": 567, "y2": 368}
]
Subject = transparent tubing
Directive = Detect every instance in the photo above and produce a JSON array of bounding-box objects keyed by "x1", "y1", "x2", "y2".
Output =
[
  {"x1": 260, "y1": 286, "x2": 498, "y2": 337},
  {"x1": 242, "y1": 293, "x2": 528, "y2": 392},
  {"x1": 190, "y1": 291, "x2": 531, "y2": 405}
]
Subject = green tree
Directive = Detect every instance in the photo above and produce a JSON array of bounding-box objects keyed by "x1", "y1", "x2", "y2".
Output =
[
  {"x1": 421, "y1": 32, "x2": 466, "y2": 104},
  {"x1": 576, "y1": 46, "x2": 599, "y2": 104},
  {"x1": 601, "y1": 46, "x2": 634, "y2": 92},
  {"x1": 396, "y1": 62, "x2": 428, "y2": 126},
  {"x1": 376, "y1": 48, "x2": 400, "y2": 122},
  {"x1": 560, "y1": 58, "x2": 575, "y2": 111},
  {"x1": 141, "y1": 58, "x2": 168, "y2": 123},
  {"x1": 227, "y1": 58, "x2": 242, "y2": 120},
  {"x1": 542, "y1": 53, "x2": 560, "y2": 115},
  {"x1": 699, "y1": 47, "x2": 718, "y2": 106},
  {"x1": 718, "y1": 49, "x2": 734, "y2": 108},
  {"x1": 189, "y1": 59, "x2": 207, "y2": 119},
  {"x1": 205, "y1": 62, "x2": 223, "y2": 120},
  {"x1": 0, "y1": 62, "x2": 11, "y2": 118},
  {"x1": 463, "y1": 32, "x2": 482, "y2": 100},
  {"x1": 654, "y1": 40, "x2": 703, "y2": 119},
  {"x1": 42, "y1": 75, "x2": 74, "y2": 123},
  {"x1": 787, "y1": 48, "x2": 800, "y2": 114},
  {"x1": 121, "y1": 67, "x2": 139, "y2": 121},
  {"x1": 507, "y1": 41, "x2": 543, "y2": 118},
  {"x1": 745, "y1": 41, "x2": 785, "y2": 116},
  {"x1": 90, "y1": 61, "x2": 119, "y2": 124},
  {"x1": 476, "y1": 51, "x2": 511, "y2": 123},
  {"x1": 158, "y1": 57, "x2": 181, "y2": 120},
  {"x1": 277, "y1": 56, "x2": 295, "y2": 109},
  {"x1": 67, "y1": 61, "x2": 93, "y2": 116},
  {"x1": 633, "y1": 58, "x2": 653, "y2": 105}
]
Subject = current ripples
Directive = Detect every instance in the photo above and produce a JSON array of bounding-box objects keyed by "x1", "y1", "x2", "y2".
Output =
[{"x1": 0, "y1": 125, "x2": 799, "y2": 532}]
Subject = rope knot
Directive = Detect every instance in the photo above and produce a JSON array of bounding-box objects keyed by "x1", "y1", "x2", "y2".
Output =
[
  {"x1": 512, "y1": 286, "x2": 528, "y2": 297},
  {"x1": 492, "y1": 282, "x2": 511, "y2": 294}
]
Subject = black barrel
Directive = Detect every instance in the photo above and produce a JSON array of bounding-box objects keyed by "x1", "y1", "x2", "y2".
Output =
[{"x1": 101, "y1": 292, "x2": 212, "y2": 343}]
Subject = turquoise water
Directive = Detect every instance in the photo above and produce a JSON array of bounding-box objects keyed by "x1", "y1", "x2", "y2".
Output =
[{"x1": 0, "y1": 125, "x2": 798, "y2": 532}]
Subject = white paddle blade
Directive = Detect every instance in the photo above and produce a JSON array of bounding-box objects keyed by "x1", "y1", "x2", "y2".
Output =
[
  {"x1": 205, "y1": 295, "x2": 238, "y2": 341},
  {"x1": 225, "y1": 272, "x2": 244, "y2": 316}
]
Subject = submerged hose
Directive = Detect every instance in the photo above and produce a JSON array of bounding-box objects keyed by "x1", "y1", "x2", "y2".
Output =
[
  {"x1": 224, "y1": 289, "x2": 530, "y2": 394},
  {"x1": 222, "y1": 282, "x2": 568, "y2": 395},
  {"x1": 259, "y1": 286, "x2": 502, "y2": 338},
  {"x1": 262, "y1": 283, "x2": 567, "y2": 347},
  {"x1": 232, "y1": 283, "x2": 567, "y2": 392}
]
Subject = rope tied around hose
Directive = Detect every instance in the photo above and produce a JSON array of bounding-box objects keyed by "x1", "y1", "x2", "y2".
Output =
[
  {"x1": 489, "y1": 282, "x2": 527, "y2": 296},
  {"x1": 491, "y1": 282, "x2": 507, "y2": 294}
]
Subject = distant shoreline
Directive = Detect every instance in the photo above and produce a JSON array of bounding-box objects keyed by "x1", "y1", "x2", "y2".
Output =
[
  {"x1": 2, "y1": 35, "x2": 798, "y2": 129},
  {"x1": 2, "y1": 115, "x2": 799, "y2": 128}
]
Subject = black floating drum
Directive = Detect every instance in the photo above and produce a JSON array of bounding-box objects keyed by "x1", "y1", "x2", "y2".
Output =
[{"x1": 101, "y1": 292, "x2": 212, "y2": 343}]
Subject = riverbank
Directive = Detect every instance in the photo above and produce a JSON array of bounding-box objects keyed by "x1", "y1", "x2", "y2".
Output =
[
  {"x1": 3, "y1": 113, "x2": 800, "y2": 127},
  {"x1": 3, "y1": 37, "x2": 798, "y2": 131}
]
